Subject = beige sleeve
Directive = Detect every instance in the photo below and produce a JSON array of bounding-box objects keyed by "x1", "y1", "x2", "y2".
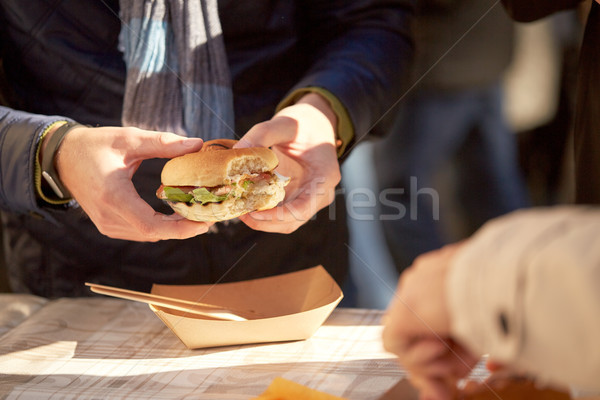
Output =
[{"x1": 447, "y1": 206, "x2": 600, "y2": 392}]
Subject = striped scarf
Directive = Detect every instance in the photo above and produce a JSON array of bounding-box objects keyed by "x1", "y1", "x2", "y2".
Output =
[{"x1": 118, "y1": 0, "x2": 235, "y2": 140}]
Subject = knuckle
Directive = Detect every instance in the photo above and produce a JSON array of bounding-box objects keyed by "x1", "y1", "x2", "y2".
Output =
[
  {"x1": 132, "y1": 220, "x2": 159, "y2": 238},
  {"x1": 154, "y1": 131, "x2": 172, "y2": 146},
  {"x1": 121, "y1": 126, "x2": 138, "y2": 135}
]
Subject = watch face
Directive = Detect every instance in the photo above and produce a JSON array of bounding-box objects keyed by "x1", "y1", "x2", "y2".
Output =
[{"x1": 42, "y1": 170, "x2": 68, "y2": 199}]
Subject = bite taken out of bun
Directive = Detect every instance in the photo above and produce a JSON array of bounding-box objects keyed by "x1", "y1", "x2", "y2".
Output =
[{"x1": 156, "y1": 139, "x2": 289, "y2": 222}]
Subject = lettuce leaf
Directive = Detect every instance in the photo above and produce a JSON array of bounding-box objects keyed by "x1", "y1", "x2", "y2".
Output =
[
  {"x1": 163, "y1": 186, "x2": 229, "y2": 205},
  {"x1": 191, "y1": 187, "x2": 229, "y2": 205},
  {"x1": 163, "y1": 187, "x2": 194, "y2": 203}
]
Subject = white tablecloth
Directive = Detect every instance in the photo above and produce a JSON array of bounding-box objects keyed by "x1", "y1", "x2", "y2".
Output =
[{"x1": 0, "y1": 295, "x2": 408, "y2": 399}]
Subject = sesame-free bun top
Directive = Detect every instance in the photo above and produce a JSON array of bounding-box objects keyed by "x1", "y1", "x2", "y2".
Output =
[{"x1": 161, "y1": 139, "x2": 279, "y2": 187}]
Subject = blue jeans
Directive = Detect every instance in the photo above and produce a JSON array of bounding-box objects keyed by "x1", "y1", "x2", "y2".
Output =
[{"x1": 374, "y1": 83, "x2": 530, "y2": 273}]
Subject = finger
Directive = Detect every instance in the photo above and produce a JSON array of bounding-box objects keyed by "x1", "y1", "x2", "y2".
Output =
[
  {"x1": 400, "y1": 339, "x2": 478, "y2": 381},
  {"x1": 108, "y1": 211, "x2": 211, "y2": 242},
  {"x1": 238, "y1": 207, "x2": 305, "y2": 234},
  {"x1": 155, "y1": 217, "x2": 212, "y2": 241},
  {"x1": 382, "y1": 325, "x2": 411, "y2": 356},
  {"x1": 102, "y1": 181, "x2": 210, "y2": 241},
  {"x1": 124, "y1": 206, "x2": 211, "y2": 241},
  {"x1": 234, "y1": 118, "x2": 296, "y2": 149},
  {"x1": 239, "y1": 189, "x2": 329, "y2": 233},
  {"x1": 126, "y1": 129, "x2": 204, "y2": 160},
  {"x1": 101, "y1": 213, "x2": 212, "y2": 242},
  {"x1": 408, "y1": 350, "x2": 479, "y2": 382},
  {"x1": 409, "y1": 359, "x2": 468, "y2": 381},
  {"x1": 401, "y1": 339, "x2": 450, "y2": 367}
]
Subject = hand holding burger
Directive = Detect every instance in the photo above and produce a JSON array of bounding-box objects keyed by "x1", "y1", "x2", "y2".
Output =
[
  {"x1": 54, "y1": 125, "x2": 213, "y2": 241},
  {"x1": 234, "y1": 92, "x2": 341, "y2": 234},
  {"x1": 158, "y1": 91, "x2": 341, "y2": 232},
  {"x1": 157, "y1": 139, "x2": 289, "y2": 222}
]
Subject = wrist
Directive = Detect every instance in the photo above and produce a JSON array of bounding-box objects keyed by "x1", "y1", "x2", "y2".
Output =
[
  {"x1": 39, "y1": 121, "x2": 84, "y2": 201},
  {"x1": 295, "y1": 92, "x2": 341, "y2": 148},
  {"x1": 296, "y1": 92, "x2": 338, "y2": 130},
  {"x1": 40, "y1": 122, "x2": 66, "y2": 166}
]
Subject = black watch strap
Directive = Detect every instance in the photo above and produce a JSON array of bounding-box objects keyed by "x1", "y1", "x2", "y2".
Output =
[{"x1": 41, "y1": 121, "x2": 82, "y2": 200}]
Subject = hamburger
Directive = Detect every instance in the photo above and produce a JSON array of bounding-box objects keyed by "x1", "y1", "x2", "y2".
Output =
[{"x1": 157, "y1": 139, "x2": 289, "y2": 222}]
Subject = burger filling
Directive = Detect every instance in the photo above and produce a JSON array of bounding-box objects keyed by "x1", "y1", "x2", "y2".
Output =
[{"x1": 159, "y1": 171, "x2": 288, "y2": 206}]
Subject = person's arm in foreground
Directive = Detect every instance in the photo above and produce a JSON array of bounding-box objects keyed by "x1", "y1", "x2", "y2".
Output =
[
  {"x1": 382, "y1": 206, "x2": 600, "y2": 399},
  {"x1": 235, "y1": 0, "x2": 414, "y2": 234},
  {"x1": 0, "y1": 106, "x2": 212, "y2": 242}
]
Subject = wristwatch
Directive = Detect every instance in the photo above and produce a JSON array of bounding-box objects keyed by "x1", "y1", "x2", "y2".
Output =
[{"x1": 41, "y1": 121, "x2": 82, "y2": 200}]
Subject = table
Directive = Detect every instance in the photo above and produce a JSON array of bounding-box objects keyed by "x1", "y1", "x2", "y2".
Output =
[{"x1": 0, "y1": 294, "x2": 411, "y2": 399}]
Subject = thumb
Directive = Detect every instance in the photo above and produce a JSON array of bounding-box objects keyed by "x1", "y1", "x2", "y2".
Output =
[
  {"x1": 233, "y1": 123, "x2": 269, "y2": 149},
  {"x1": 233, "y1": 137, "x2": 254, "y2": 149},
  {"x1": 133, "y1": 130, "x2": 204, "y2": 159},
  {"x1": 234, "y1": 117, "x2": 296, "y2": 149}
]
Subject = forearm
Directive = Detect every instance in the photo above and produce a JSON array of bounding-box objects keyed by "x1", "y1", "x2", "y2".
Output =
[
  {"x1": 448, "y1": 206, "x2": 600, "y2": 391},
  {"x1": 288, "y1": 0, "x2": 414, "y2": 153}
]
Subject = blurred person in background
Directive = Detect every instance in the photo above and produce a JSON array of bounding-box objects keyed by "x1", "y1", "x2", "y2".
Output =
[
  {"x1": 373, "y1": 0, "x2": 529, "y2": 274},
  {"x1": 503, "y1": 0, "x2": 600, "y2": 204},
  {"x1": 510, "y1": 6, "x2": 586, "y2": 206}
]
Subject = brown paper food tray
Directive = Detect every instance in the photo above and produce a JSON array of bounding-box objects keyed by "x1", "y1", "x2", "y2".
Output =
[{"x1": 149, "y1": 265, "x2": 343, "y2": 349}]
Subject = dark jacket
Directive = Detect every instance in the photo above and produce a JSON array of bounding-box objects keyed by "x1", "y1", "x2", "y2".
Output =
[
  {"x1": 502, "y1": 0, "x2": 600, "y2": 204},
  {"x1": 0, "y1": 0, "x2": 414, "y2": 297}
]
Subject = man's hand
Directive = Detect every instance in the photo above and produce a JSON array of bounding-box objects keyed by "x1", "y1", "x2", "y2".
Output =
[
  {"x1": 382, "y1": 243, "x2": 480, "y2": 400},
  {"x1": 235, "y1": 92, "x2": 341, "y2": 233},
  {"x1": 54, "y1": 126, "x2": 213, "y2": 241}
]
